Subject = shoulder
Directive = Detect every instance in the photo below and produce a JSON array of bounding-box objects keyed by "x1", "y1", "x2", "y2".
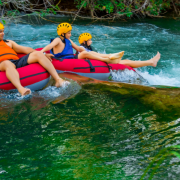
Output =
[
  {"x1": 4, "y1": 39, "x2": 14, "y2": 48},
  {"x1": 7, "y1": 40, "x2": 18, "y2": 46},
  {"x1": 6, "y1": 39, "x2": 13, "y2": 42},
  {"x1": 54, "y1": 37, "x2": 61, "y2": 41},
  {"x1": 52, "y1": 38, "x2": 62, "y2": 43},
  {"x1": 69, "y1": 39, "x2": 73, "y2": 43}
]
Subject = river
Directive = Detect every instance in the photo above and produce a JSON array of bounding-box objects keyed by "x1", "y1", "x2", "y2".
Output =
[{"x1": 0, "y1": 16, "x2": 180, "y2": 179}]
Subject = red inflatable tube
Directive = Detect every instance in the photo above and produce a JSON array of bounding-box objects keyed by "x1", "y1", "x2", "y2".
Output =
[
  {"x1": 0, "y1": 53, "x2": 50, "y2": 91},
  {"x1": 36, "y1": 48, "x2": 135, "y2": 80}
]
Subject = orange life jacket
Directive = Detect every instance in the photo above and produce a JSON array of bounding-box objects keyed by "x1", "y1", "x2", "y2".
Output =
[{"x1": 0, "y1": 40, "x2": 19, "y2": 62}]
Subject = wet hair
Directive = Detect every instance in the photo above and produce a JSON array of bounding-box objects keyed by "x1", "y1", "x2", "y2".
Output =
[
  {"x1": 59, "y1": 37, "x2": 65, "y2": 43},
  {"x1": 81, "y1": 41, "x2": 93, "y2": 51},
  {"x1": 3, "y1": 39, "x2": 9, "y2": 42}
]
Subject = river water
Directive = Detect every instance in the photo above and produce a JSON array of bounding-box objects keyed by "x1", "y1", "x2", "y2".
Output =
[{"x1": 0, "y1": 17, "x2": 180, "y2": 179}]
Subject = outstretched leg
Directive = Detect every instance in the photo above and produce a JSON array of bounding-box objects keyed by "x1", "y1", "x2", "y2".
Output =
[
  {"x1": 78, "y1": 51, "x2": 110, "y2": 63},
  {"x1": 27, "y1": 51, "x2": 66, "y2": 87},
  {"x1": 119, "y1": 52, "x2": 161, "y2": 68},
  {"x1": 90, "y1": 51, "x2": 124, "y2": 59},
  {"x1": 78, "y1": 51, "x2": 124, "y2": 63},
  {"x1": 0, "y1": 61, "x2": 31, "y2": 96}
]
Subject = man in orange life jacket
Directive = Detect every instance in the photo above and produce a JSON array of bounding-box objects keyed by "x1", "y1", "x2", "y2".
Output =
[{"x1": 0, "y1": 22, "x2": 66, "y2": 96}]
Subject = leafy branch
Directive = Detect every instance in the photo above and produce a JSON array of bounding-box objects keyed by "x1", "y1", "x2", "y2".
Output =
[{"x1": 0, "y1": 0, "x2": 180, "y2": 24}]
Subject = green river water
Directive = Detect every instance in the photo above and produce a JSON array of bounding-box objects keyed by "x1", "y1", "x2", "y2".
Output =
[{"x1": 0, "y1": 17, "x2": 180, "y2": 179}]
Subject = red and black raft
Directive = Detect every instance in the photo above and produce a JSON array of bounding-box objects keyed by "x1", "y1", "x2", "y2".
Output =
[
  {"x1": 0, "y1": 53, "x2": 50, "y2": 91},
  {"x1": 52, "y1": 58, "x2": 135, "y2": 80},
  {"x1": 36, "y1": 48, "x2": 135, "y2": 81},
  {"x1": 0, "y1": 49, "x2": 135, "y2": 91}
]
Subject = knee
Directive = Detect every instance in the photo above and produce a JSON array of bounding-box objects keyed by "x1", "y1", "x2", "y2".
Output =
[
  {"x1": 32, "y1": 51, "x2": 43, "y2": 58},
  {"x1": 2, "y1": 61, "x2": 15, "y2": 68},
  {"x1": 81, "y1": 51, "x2": 88, "y2": 56}
]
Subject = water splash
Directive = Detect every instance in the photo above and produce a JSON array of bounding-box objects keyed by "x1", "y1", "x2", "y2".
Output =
[
  {"x1": 110, "y1": 69, "x2": 149, "y2": 85},
  {"x1": 0, "y1": 80, "x2": 81, "y2": 108},
  {"x1": 140, "y1": 71, "x2": 180, "y2": 87},
  {"x1": 36, "y1": 80, "x2": 81, "y2": 101}
]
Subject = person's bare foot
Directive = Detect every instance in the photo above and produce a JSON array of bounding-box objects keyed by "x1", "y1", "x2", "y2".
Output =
[
  {"x1": 151, "y1": 52, "x2": 161, "y2": 67},
  {"x1": 55, "y1": 78, "x2": 69, "y2": 88},
  {"x1": 18, "y1": 87, "x2": 31, "y2": 96},
  {"x1": 110, "y1": 51, "x2": 124, "y2": 60}
]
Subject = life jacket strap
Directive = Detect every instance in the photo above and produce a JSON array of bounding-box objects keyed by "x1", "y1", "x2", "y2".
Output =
[{"x1": 53, "y1": 54, "x2": 75, "y2": 61}]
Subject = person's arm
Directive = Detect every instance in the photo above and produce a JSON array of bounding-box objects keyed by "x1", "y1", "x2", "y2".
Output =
[
  {"x1": 40, "y1": 38, "x2": 60, "y2": 53},
  {"x1": 10, "y1": 40, "x2": 35, "y2": 54},
  {"x1": 70, "y1": 39, "x2": 85, "y2": 52},
  {"x1": 79, "y1": 46, "x2": 86, "y2": 52}
]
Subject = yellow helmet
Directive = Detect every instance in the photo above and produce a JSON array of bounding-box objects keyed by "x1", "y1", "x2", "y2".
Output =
[
  {"x1": 57, "y1": 22, "x2": 72, "y2": 36},
  {"x1": 0, "y1": 22, "x2": 4, "y2": 29},
  {"x1": 78, "y1": 33, "x2": 92, "y2": 44}
]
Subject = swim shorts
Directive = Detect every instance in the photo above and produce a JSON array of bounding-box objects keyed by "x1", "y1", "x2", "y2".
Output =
[{"x1": 9, "y1": 54, "x2": 30, "y2": 68}]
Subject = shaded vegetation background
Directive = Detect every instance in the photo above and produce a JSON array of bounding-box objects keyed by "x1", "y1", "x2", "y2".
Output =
[{"x1": 0, "y1": 0, "x2": 180, "y2": 23}]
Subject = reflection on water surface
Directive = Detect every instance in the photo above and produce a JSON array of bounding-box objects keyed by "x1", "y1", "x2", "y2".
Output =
[{"x1": 1, "y1": 74, "x2": 180, "y2": 179}]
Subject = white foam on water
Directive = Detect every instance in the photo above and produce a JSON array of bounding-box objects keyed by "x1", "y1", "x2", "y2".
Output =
[
  {"x1": 139, "y1": 71, "x2": 180, "y2": 87},
  {"x1": 37, "y1": 83, "x2": 70, "y2": 99},
  {"x1": 0, "y1": 81, "x2": 81, "y2": 107},
  {"x1": 35, "y1": 80, "x2": 81, "y2": 104},
  {"x1": 110, "y1": 69, "x2": 149, "y2": 85},
  {"x1": 111, "y1": 67, "x2": 180, "y2": 87}
]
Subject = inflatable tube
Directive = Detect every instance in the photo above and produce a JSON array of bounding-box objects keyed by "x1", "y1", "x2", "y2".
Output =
[
  {"x1": 52, "y1": 58, "x2": 111, "y2": 80},
  {"x1": 0, "y1": 54, "x2": 50, "y2": 91},
  {"x1": 36, "y1": 48, "x2": 136, "y2": 81}
]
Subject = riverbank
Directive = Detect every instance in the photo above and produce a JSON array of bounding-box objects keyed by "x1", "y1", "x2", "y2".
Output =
[{"x1": 1, "y1": 0, "x2": 180, "y2": 25}]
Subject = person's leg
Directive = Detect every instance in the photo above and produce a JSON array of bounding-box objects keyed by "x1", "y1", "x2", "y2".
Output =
[
  {"x1": 119, "y1": 52, "x2": 161, "y2": 68},
  {"x1": 78, "y1": 51, "x2": 110, "y2": 63},
  {"x1": 27, "y1": 51, "x2": 65, "y2": 87},
  {"x1": 90, "y1": 51, "x2": 110, "y2": 58},
  {"x1": 90, "y1": 51, "x2": 124, "y2": 59},
  {"x1": 0, "y1": 61, "x2": 31, "y2": 95},
  {"x1": 78, "y1": 51, "x2": 123, "y2": 63}
]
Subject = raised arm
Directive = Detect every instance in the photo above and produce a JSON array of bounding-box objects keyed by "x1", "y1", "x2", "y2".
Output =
[
  {"x1": 40, "y1": 38, "x2": 60, "y2": 53},
  {"x1": 70, "y1": 39, "x2": 85, "y2": 52},
  {"x1": 10, "y1": 40, "x2": 35, "y2": 54}
]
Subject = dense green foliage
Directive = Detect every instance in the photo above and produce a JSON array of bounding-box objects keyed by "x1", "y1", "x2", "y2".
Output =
[
  {"x1": 75, "y1": 0, "x2": 180, "y2": 18},
  {"x1": 0, "y1": 0, "x2": 180, "y2": 23}
]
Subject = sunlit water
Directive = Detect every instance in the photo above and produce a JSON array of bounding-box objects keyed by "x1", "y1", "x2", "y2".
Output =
[{"x1": 1, "y1": 17, "x2": 180, "y2": 179}]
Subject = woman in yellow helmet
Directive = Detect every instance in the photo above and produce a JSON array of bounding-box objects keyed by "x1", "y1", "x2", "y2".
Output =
[
  {"x1": 78, "y1": 32, "x2": 161, "y2": 68},
  {"x1": 78, "y1": 32, "x2": 122, "y2": 60},
  {"x1": 79, "y1": 33, "x2": 94, "y2": 52},
  {"x1": 41, "y1": 23, "x2": 161, "y2": 67}
]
